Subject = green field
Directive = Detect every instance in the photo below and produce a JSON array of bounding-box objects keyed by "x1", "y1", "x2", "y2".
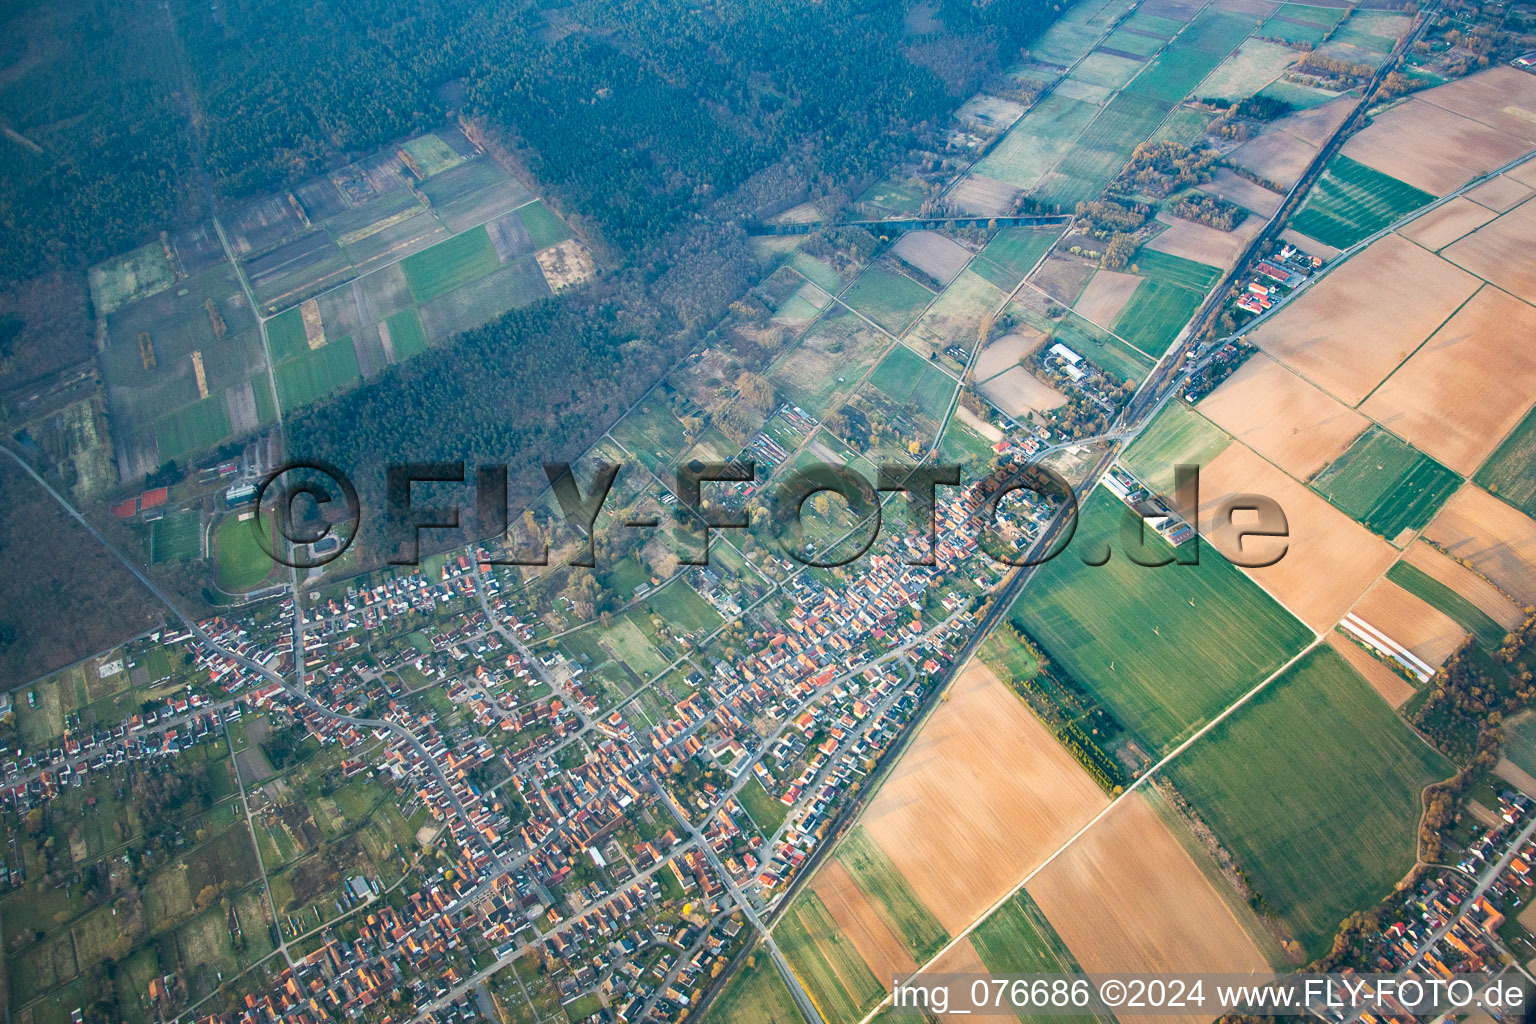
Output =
[
  {"x1": 1385, "y1": 562, "x2": 1508, "y2": 649},
  {"x1": 1502, "y1": 713, "x2": 1536, "y2": 778},
  {"x1": 1310, "y1": 427, "x2": 1461, "y2": 541},
  {"x1": 1112, "y1": 278, "x2": 1202, "y2": 359},
  {"x1": 213, "y1": 514, "x2": 275, "y2": 592},
  {"x1": 1010, "y1": 488, "x2": 1313, "y2": 752},
  {"x1": 867, "y1": 343, "x2": 956, "y2": 422},
  {"x1": 843, "y1": 265, "x2": 936, "y2": 334},
  {"x1": 1330, "y1": 10, "x2": 1411, "y2": 53},
  {"x1": 777, "y1": 891, "x2": 885, "y2": 1024},
  {"x1": 1133, "y1": 249, "x2": 1222, "y2": 291},
  {"x1": 640, "y1": 579, "x2": 724, "y2": 634},
  {"x1": 274, "y1": 339, "x2": 362, "y2": 412},
  {"x1": 1169, "y1": 645, "x2": 1451, "y2": 958},
  {"x1": 149, "y1": 510, "x2": 201, "y2": 564},
  {"x1": 517, "y1": 200, "x2": 574, "y2": 250},
  {"x1": 385, "y1": 308, "x2": 430, "y2": 360},
  {"x1": 833, "y1": 828, "x2": 949, "y2": 961},
  {"x1": 155, "y1": 395, "x2": 233, "y2": 460},
  {"x1": 402, "y1": 225, "x2": 502, "y2": 303},
  {"x1": 704, "y1": 950, "x2": 803, "y2": 1024},
  {"x1": 1119, "y1": 398, "x2": 1231, "y2": 497},
  {"x1": 1025, "y1": 306, "x2": 1154, "y2": 384},
  {"x1": 1036, "y1": 91, "x2": 1172, "y2": 210},
  {"x1": 1258, "y1": 3, "x2": 1345, "y2": 45},
  {"x1": 974, "y1": 93, "x2": 1102, "y2": 191},
  {"x1": 971, "y1": 891, "x2": 1114, "y2": 1024},
  {"x1": 1474, "y1": 403, "x2": 1536, "y2": 519},
  {"x1": 1291, "y1": 155, "x2": 1437, "y2": 248},
  {"x1": 973, "y1": 226, "x2": 1064, "y2": 290},
  {"x1": 266, "y1": 306, "x2": 312, "y2": 361}
]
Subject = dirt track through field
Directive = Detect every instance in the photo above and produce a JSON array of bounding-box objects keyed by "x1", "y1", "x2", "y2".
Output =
[{"x1": 861, "y1": 662, "x2": 1109, "y2": 934}]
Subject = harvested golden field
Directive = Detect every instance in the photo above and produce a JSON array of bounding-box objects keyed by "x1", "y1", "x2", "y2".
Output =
[
  {"x1": 1467, "y1": 174, "x2": 1534, "y2": 213},
  {"x1": 1231, "y1": 97, "x2": 1354, "y2": 189},
  {"x1": 1073, "y1": 269, "x2": 1143, "y2": 328},
  {"x1": 1442, "y1": 198, "x2": 1536, "y2": 305},
  {"x1": 812, "y1": 858, "x2": 916, "y2": 990},
  {"x1": 1402, "y1": 540, "x2": 1523, "y2": 630},
  {"x1": 1351, "y1": 578, "x2": 1468, "y2": 670},
  {"x1": 1396, "y1": 197, "x2": 1498, "y2": 251},
  {"x1": 1146, "y1": 210, "x2": 1264, "y2": 269},
  {"x1": 1198, "y1": 353, "x2": 1368, "y2": 479},
  {"x1": 1360, "y1": 285, "x2": 1536, "y2": 475},
  {"x1": 1250, "y1": 233, "x2": 1480, "y2": 405},
  {"x1": 1027, "y1": 793, "x2": 1269, "y2": 1024},
  {"x1": 862, "y1": 662, "x2": 1108, "y2": 934},
  {"x1": 1339, "y1": 97, "x2": 1531, "y2": 195},
  {"x1": 926, "y1": 939, "x2": 998, "y2": 1023},
  {"x1": 1415, "y1": 66, "x2": 1536, "y2": 145},
  {"x1": 1326, "y1": 632, "x2": 1416, "y2": 709},
  {"x1": 1029, "y1": 254, "x2": 1096, "y2": 305},
  {"x1": 1506, "y1": 161, "x2": 1536, "y2": 190},
  {"x1": 1200, "y1": 167, "x2": 1284, "y2": 217},
  {"x1": 1423, "y1": 483, "x2": 1536, "y2": 605},
  {"x1": 1198, "y1": 441, "x2": 1397, "y2": 631}
]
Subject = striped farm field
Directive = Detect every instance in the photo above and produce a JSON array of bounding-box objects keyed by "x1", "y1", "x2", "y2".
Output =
[
  {"x1": 1169, "y1": 645, "x2": 1451, "y2": 958},
  {"x1": 1310, "y1": 426, "x2": 1461, "y2": 542},
  {"x1": 1290, "y1": 155, "x2": 1436, "y2": 249},
  {"x1": 1385, "y1": 561, "x2": 1508, "y2": 649},
  {"x1": 968, "y1": 892, "x2": 1114, "y2": 1024},
  {"x1": 776, "y1": 892, "x2": 884, "y2": 1024},
  {"x1": 703, "y1": 952, "x2": 802, "y2": 1024},
  {"x1": 1475, "y1": 402, "x2": 1536, "y2": 519},
  {"x1": 833, "y1": 827, "x2": 948, "y2": 962}
]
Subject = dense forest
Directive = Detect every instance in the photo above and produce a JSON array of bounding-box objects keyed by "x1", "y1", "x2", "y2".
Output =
[{"x1": 0, "y1": 0, "x2": 1054, "y2": 280}]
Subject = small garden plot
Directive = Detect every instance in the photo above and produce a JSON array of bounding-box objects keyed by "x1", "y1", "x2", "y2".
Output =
[
  {"x1": 867, "y1": 344, "x2": 955, "y2": 423},
  {"x1": 842, "y1": 264, "x2": 935, "y2": 335},
  {"x1": 1290, "y1": 154, "x2": 1436, "y2": 249},
  {"x1": 1169, "y1": 645, "x2": 1451, "y2": 959},
  {"x1": 402, "y1": 225, "x2": 502, "y2": 303},
  {"x1": 1311, "y1": 427, "x2": 1461, "y2": 542},
  {"x1": 149, "y1": 509, "x2": 201, "y2": 564}
]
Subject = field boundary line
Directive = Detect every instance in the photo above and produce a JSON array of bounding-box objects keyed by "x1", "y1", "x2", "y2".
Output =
[{"x1": 853, "y1": 631, "x2": 1325, "y2": 1024}]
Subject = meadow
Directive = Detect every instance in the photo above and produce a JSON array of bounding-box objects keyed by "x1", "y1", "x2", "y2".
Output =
[
  {"x1": 867, "y1": 344, "x2": 956, "y2": 422},
  {"x1": 843, "y1": 264, "x2": 936, "y2": 335},
  {"x1": 273, "y1": 339, "x2": 362, "y2": 413},
  {"x1": 1474, "y1": 404, "x2": 1536, "y2": 519},
  {"x1": 702, "y1": 952, "x2": 803, "y2": 1024},
  {"x1": 1169, "y1": 645, "x2": 1452, "y2": 958},
  {"x1": 1291, "y1": 155, "x2": 1437, "y2": 248},
  {"x1": 155, "y1": 395, "x2": 234, "y2": 460},
  {"x1": 1118, "y1": 397, "x2": 1230, "y2": 497},
  {"x1": 1009, "y1": 488, "x2": 1312, "y2": 752},
  {"x1": 1111, "y1": 278, "x2": 1202, "y2": 359},
  {"x1": 402, "y1": 224, "x2": 502, "y2": 303},
  {"x1": 1310, "y1": 426, "x2": 1462, "y2": 540},
  {"x1": 971, "y1": 226, "x2": 1064, "y2": 290}
]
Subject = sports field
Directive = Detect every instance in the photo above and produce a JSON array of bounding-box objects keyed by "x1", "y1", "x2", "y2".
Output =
[
  {"x1": 402, "y1": 225, "x2": 502, "y2": 303},
  {"x1": 1474, "y1": 403, "x2": 1536, "y2": 519},
  {"x1": 866, "y1": 344, "x2": 955, "y2": 423},
  {"x1": 1310, "y1": 427, "x2": 1461, "y2": 541},
  {"x1": 213, "y1": 513, "x2": 275, "y2": 592},
  {"x1": 1117, "y1": 398, "x2": 1230, "y2": 497},
  {"x1": 1290, "y1": 155, "x2": 1436, "y2": 249},
  {"x1": 149, "y1": 510, "x2": 201, "y2": 564},
  {"x1": 776, "y1": 892, "x2": 885, "y2": 1024},
  {"x1": 1169, "y1": 645, "x2": 1451, "y2": 958},
  {"x1": 1385, "y1": 561, "x2": 1507, "y2": 649},
  {"x1": 703, "y1": 952, "x2": 802, "y2": 1024},
  {"x1": 833, "y1": 828, "x2": 948, "y2": 962},
  {"x1": 1009, "y1": 488, "x2": 1312, "y2": 753},
  {"x1": 843, "y1": 265, "x2": 935, "y2": 335}
]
